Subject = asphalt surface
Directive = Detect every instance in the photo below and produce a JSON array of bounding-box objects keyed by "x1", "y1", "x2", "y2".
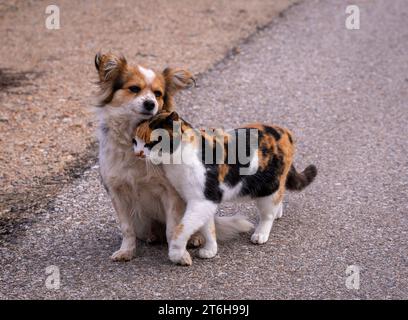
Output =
[{"x1": 1, "y1": 0, "x2": 407, "y2": 299}]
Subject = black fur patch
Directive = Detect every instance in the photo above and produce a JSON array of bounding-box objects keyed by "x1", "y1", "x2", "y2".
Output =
[
  {"x1": 199, "y1": 136, "x2": 224, "y2": 203},
  {"x1": 263, "y1": 125, "x2": 281, "y2": 140},
  {"x1": 203, "y1": 165, "x2": 223, "y2": 203},
  {"x1": 287, "y1": 132, "x2": 293, "y2": 144},
  {"x1": 200, "y1": 128, "x2": 284, "y2": 201},
  {"x1": 286, "y1": 164, "x2": 317, "y2": 191}
]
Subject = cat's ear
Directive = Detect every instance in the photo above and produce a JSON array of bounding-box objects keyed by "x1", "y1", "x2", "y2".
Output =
[{"x1": 167, "y1": 111, "x2": 180, "y2": 122}]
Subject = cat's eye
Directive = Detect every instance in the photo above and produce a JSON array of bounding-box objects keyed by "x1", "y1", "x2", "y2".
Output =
[
  {"x1": 129, "y1": 86, "x2": 141, "y2": 94},
  {"x1": 154, "y1": 90, "x2": 162, "y2": 98},
  {"x1": 132, "y1": 138, "x2": 137, "y2": 146}
]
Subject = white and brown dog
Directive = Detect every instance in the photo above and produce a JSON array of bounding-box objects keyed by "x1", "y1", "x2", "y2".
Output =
[{"x1": 94, "y1": 53, "x2": 252, "y2": 264}]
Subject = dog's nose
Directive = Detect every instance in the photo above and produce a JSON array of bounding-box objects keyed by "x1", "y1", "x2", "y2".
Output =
[{"x1": 143, "y1": 100, "x2": 156, "y2": 111}]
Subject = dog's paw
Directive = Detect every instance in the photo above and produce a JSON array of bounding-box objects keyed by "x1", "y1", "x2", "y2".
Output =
[
  {"x1": 169, "y1": 249, "x2": 192, "y2": 266},
  {"x1": 198, "y1": 247, "x2": 217, "y2": 259},
  {"x1": 251, "y1": 232, "x2": 269, "y2": 244},
  {"x1": 187, "y1": 232, "x2": 205, "y2": 248},
  {"x1": 110, "y1": 249, "x2": 135, "y2": 262}
]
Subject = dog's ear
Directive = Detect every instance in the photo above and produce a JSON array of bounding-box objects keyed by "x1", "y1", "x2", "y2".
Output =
[
  {"x1": 95, "y1": 52, "x2": 127, "y2": 83},
  {"x1": 163, "y1": 68, "x2": 195, "y2": 92},
  {"x1": 162, "y1": 68, "x2": 195, "y2": 111},
  {"x1": 94, "y1": 52, "x2": 128, "y2": 105}
]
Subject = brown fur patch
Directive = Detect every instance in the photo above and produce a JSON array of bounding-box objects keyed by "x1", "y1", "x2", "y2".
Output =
[
  {"x1": 240, "y1": 123, "x2": 295, "y2": 204},
  {"x1": 162, "y1": 68, "x2": 195, "y2": 111},
  {"x1": 259, "y1": 135, "x2": 277, "y2": 171},
  {"x1": 211, "y1": 223, "x2": 217, "y2": 239},
  {"x1": 218, "y1": 164, "x2": 230, "y2": 182},
  {"x1": 172, "y1": 223, "x2": 184, "y2": 240},
  {"x1": 135, "y1": 121, "x2": 153, "y2": 143},
  {"x1": 273, "y1": 128, "x2": 295, "y2": 205}
]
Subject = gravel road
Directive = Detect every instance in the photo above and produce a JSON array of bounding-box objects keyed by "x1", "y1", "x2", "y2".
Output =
[{"x1": 1, "y1": 0, "x2": 407, "y2": 299}]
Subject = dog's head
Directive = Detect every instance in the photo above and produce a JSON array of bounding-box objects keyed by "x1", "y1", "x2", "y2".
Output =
[{"x1": 94, "y1": 52, "x2": 195, "y2": 120}]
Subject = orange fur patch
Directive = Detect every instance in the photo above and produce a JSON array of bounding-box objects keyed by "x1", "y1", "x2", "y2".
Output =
[
  {"x1": 172, "y1": 224, "x2": 184, "y2": 240},
  {"x1": 211, "y1": 222, "x2": 217, "y2": 239},
  {"x1": 135, "y1": 121, "x2": 153, "y2": 143},
  {"x1": 241, "y1": 123, "x2": 295, "y2": 204},
  {"x1": 274, "y1": 128, "x2": 295, "y2": 204},
  {"x1": 218, "y1": 164, "x2": 230, "y2": 182}
]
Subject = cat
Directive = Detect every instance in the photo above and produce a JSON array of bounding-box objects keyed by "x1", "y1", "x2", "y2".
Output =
[{"x1": 133, "y1": 111, "x2": 317, "y2": 265}]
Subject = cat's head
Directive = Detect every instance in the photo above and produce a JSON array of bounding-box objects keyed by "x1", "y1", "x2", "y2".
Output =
[{"x1": 133, "y1": 111, "x2": 186, "y2": 158}]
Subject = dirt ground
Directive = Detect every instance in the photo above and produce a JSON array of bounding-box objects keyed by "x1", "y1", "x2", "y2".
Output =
[{"x1": 0, "y1": 0, "x2": 296, "y2": 233}]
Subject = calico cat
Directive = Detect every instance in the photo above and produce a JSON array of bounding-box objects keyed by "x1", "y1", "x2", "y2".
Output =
[{"x1": 133, "y1": 111, "x2": 317, "y2": 265}]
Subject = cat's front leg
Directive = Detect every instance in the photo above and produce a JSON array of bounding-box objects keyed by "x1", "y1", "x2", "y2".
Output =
[{"x1": 168, "y1": 200, "x2": 217, "y2": 266}]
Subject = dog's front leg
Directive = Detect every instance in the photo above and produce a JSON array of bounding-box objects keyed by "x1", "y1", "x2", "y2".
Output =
[
  {"x1": 162, "y1": 193, "x2": 184, "y2": 245},
  {"x1": 110, "y1": 191, "x2": 137, "y2": 262}
]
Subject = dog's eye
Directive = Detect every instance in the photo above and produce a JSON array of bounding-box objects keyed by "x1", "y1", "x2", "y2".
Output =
[
  {"x1": 154, "y1": 90, "x2": 162, "y2": 98},
  {"x1": 132, "y1": 138, "x2": 137, "y2": 146},
  {"x1": 129, "y1": 86, "x2": 141, "y2": 94}
]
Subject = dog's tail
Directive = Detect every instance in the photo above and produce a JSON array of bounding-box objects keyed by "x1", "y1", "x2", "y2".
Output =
[
  {"x1": 286, "y1": 164, "x2": 317, "y2": 191},
  {"x1": 214, "y1": 215, "x2": 254, "y2": 242}
]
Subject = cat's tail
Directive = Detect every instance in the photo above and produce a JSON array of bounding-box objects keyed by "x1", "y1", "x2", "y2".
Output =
[
  {"x1": 286, "y1": 164, "x2": 317, "y2": 191},
  {"x1": 214, "y1": 215, "x2": 254, "y2": 242}
]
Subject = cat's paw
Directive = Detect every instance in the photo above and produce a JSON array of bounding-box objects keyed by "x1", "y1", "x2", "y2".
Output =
[
  {"x1": 111, "y1": 248, "x2": 135, "y2": 262},
  {"x1": 169, "y1": 249, "x2": 192, "y2": 266},
  {"x1": 198, "y1": 247, "x2": 217, "y2": 259},
  {"x1": 251, "y1": 232, "x2": 269, "y2": 244}
]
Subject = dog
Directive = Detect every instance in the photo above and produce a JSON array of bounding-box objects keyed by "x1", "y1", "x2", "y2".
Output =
[
  {"x1": 133, "y1": 111, "x2": 317, "y2": 265},
  {"x1": 94, "y1": 53, "x2": 253, "y2": 262}
]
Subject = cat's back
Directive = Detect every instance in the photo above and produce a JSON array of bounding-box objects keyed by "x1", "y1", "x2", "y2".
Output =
[{"x1": 218, "y1": 122, "x2": 295, "y2": 199}]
